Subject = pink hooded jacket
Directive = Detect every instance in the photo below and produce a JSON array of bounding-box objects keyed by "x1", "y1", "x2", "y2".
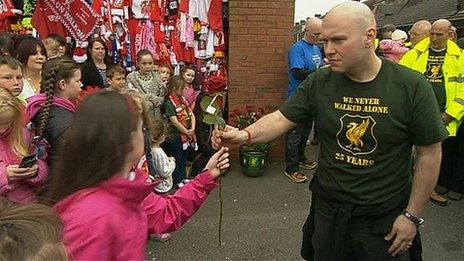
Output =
[
  {"x1": 54, "y1": 169, "x2": 218, "y2": 260},
  {"x1": 379, "y1": 39, "x2": 409, "y2": 63},
  {"x1": 0, "y1": 128, "x2": 48, "y2": 203}
]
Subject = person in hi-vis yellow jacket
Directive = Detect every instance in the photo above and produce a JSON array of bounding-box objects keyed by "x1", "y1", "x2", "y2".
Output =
[
  {"x1": 400, "y1": 19, "x2": 464, "y2": 203},
  {"x1": 399, "y1": 38, "x2": 464, "y2": 136}
]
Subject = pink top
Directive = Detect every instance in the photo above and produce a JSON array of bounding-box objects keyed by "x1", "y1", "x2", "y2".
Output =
[
  {"x1": 183, "y1": 84, "x2": 200, "y2": 109},
  {"x1": 0, "y1": 128, "x2": 48, "y2": 203},
  {"x1": 379, "y1": 39, "x2": 409, "y2": 63},
  {"x1": 54, "y1": 169, "x2": 218, "y2": 260}
]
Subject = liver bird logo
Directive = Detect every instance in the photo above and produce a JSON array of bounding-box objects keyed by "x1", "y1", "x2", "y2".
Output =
[
  {"x1": 345, "y1": 119, "x2": 370, "y2": 151},
  {"x1": 426, "y1": 63, "x2": 442, "y2": 80},
  {"x1": 337, "y1": 114, "x2": 378, "y2": 156}
]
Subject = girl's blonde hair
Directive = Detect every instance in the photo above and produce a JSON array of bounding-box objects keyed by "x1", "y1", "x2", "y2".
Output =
[
  {"x1": 0, "y1": 88, "x2": 27, "y2": 157},
  {"x1": 150, "y1": 117, "x2": 169, "y2": 142}
]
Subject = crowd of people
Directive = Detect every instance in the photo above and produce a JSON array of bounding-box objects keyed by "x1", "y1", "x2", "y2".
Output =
[
  {"x1": 0, "y1": 30, "x2": 230, "y2": 259},
  {"x1": 0, "y1": 1, "x2": 463, "y2": 260}
]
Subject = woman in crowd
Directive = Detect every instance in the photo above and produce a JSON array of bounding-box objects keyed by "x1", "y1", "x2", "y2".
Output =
[
  {"x1": 16, "y1": 37, "x2": 47, "y2": 101},
  {"x1": 80, "y1": 38, "x2": 112, "y2": 89}
]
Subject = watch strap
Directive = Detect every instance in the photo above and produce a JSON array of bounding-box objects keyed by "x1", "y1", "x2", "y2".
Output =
[{"x1": 402, "y1": 210, "x2": 424, "y2": 226}]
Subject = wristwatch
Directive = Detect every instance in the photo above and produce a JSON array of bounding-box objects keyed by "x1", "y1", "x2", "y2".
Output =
[{"x1": 402, "y1": 210, "x2": 425, "y2": 226}]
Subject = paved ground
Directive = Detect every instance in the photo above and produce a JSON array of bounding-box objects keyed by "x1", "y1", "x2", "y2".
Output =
[{"x1": 148, "y1": 144, "x2": 464, "y2": 260}]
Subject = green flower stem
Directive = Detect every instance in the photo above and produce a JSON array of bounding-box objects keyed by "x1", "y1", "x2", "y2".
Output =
[{"x1": 218, "y1": 177, "x2": 224, "y2": 246}]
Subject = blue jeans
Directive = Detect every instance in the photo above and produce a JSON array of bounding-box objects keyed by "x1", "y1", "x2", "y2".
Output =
[
  {"x1": 285, "y1": 121, "x2": 313, "y2": 173},
  {"x1": 163, "y1": 134, "x2": 187, "y2": 184}
]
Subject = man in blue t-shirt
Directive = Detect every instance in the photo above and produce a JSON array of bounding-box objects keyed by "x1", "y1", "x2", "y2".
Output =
[{"x1": 285, "y1": 17, "x2": 324, "y2": 183}]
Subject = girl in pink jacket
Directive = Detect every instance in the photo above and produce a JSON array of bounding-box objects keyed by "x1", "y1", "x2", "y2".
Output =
[
  {"x1": 0, "y1": 88, "x2": 48, "y2": 203},
  {"x1": 48, "y1": 91, "x2": 230, "y2": 260}
]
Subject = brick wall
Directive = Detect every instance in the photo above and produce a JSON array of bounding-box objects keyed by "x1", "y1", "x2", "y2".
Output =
[{"x1": 228, "y1": 0, "x2": 295, "y2": 160}]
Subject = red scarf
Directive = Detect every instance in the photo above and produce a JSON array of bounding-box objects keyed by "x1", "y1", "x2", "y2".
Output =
[
  {"x1": 43, "y1": 0, "x2": 101, "y2": 41},
  {"x1": 169, "y1": 93, "x2": 197, "y2": 151}
]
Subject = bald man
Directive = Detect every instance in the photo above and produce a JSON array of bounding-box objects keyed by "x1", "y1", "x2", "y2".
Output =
[
  {"x1": 284, "y1": 17, "x2": 323, "y2": 183},
  {"x1": 212, "y1": 2, "x2": 446, "y2": 260},
  {"x1": 409, "y1": 20, "x2": 431, "y2": 47},
  {"x1": 401, "y1": 20, "x2": 464, "y2": 204}
]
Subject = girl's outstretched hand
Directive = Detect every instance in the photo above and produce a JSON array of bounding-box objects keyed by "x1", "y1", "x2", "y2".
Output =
[{"x1": 205, "y1": 147, "x2": 230, "y2": 178}]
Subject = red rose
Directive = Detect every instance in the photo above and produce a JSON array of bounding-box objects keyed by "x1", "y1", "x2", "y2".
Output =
[{"x1": 245, "y1": 105, "x2": 254, "y2": 113}]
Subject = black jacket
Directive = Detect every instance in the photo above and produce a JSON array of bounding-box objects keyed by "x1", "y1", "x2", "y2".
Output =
[
  {"x1": 33, "y1": 106, "x2": 74, "y2": 166},
  {"x1": 80, "y1": 59, "x2": 106, "y2": 89}
]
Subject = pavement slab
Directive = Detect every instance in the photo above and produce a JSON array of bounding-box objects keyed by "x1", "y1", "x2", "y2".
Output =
[{"x1": 148, "y1": 145, "x2": 464, "y2": 260}]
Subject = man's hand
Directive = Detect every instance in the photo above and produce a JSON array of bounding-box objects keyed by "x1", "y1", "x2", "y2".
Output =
[
  {"x1": 211, "y1": 125, "x2": 247, "y2": 150},
  {"x1": 441, "y1": 113, "x2": 453, "y2": 124},
  {"x1": 384, "y1": 215, "x2": 417, "y2": 257},
  {"x1": 205, "y1": 147, "x2": 230, "y2": 178},
  {"x1": 6, "y1": 164, "x2": 39, "y2": 181}
]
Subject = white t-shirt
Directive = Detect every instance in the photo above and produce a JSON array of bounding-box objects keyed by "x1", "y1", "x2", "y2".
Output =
[
  {"x1": 152, "y1": 147, "x2": 176, "y2": 178},
  {"x1": 18, "y1": 79, "x2": 38, "y2": 101}
]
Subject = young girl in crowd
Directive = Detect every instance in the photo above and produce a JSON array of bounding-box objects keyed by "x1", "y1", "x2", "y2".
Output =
[
  {"x1": 26, "y1": 57, "x2": 81, "y2": 167},
  {"x1": 0, "y1": 88, "x2": 48, "y2": 203},
  {"x1": 128, "y1": 91, "x2": 173, "y2": 242},
  {"x1": 158, "y1": 64, "x2": 172, "y2": 86},
  {"x1": 47, "y1": 91, "x2": 229, "y2": 260},
  {"x1": 164, "y1": 76, "x2": 198, "y2": 188},
  {"x1": 126, "y1": 50, "x2": 165, "y2": 118},
  {"x1": 181, "y1": 65, "x2": 200, "y2": 109},
  {"x1": 0, "y1": 198, "x2": 68, "y2": 260},
  {"x1": 149, "y1": 117, "x2": 174, "y2": 193}
]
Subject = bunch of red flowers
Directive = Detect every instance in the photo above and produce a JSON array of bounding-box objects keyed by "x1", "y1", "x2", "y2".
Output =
[{"x1": 229, "y1": 105, "x2": 266, "y2": 130}]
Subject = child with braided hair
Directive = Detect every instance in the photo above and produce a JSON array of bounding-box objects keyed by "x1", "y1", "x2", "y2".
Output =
[
  {"x1": 26, "y1": 57, "x2": 81, "y2": 167},
  {"x1": 46, "y1": 91, "x2": 230, "y2": 260},
  {"x1": 0, "y1": 88, "x2": 48, "y2": 203}
]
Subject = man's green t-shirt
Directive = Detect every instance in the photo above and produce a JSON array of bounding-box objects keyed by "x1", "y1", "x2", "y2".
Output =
[
  {"x1": 425, "y1": 49, "x2": 447, "y2": 112},
  {"x1": 280, "y1": 59, "x2": 448, "y2": 205}
]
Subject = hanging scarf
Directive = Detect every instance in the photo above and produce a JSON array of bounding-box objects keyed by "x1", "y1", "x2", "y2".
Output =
[
  {"x1": 43, "y1": 0, "x2": 101, "y2": 41},
  {"x1": 31, "y1": 0, "x2": 68, "y2": 39},
  {"x1": 0, "y1": 0, "x2": 16, "y2": 32},
  {"x1": 168, "y1": 93, "x2": 197, "y2": 151}
]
